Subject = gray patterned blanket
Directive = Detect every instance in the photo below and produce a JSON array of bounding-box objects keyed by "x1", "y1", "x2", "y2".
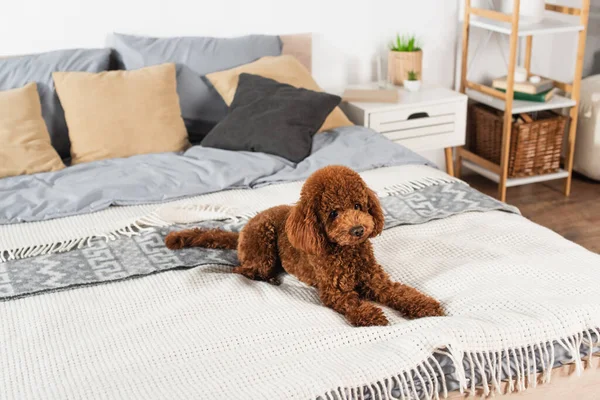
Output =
[{"x1": 1, "y1": 182, "x2": 517, "y2": 300}]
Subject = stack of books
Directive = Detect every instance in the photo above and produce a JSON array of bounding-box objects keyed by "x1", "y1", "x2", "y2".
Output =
[{"x1": 492, "y1": 76, "x2": 556, "y2": 102}]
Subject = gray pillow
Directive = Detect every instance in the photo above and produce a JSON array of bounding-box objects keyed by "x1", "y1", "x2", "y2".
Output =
[
  {"x1": 108, "y1": 33, "x2": 282, "y2": 143},
  {"x1": 0, "y1": 49, "x2": 112, "y2": 159},
  {"x1": 201, "y1": 74, "x2": 341, "y2": 163}
]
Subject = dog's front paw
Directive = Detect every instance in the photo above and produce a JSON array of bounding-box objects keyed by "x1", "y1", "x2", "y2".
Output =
[
  {"x1": 405, "y1": 296, "x2": 445, "y2": 319},
  {"x1": 165, "y1": 232, "x2": 186, "y2": 250},
  {"x1": 266, "y1": 276, "x2": 282, "y2": 286},
  {"x1": 349, "y1": 303, "x2": 389, "y2": 327}
]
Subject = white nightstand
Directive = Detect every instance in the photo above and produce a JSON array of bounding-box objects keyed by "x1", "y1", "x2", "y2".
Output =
[{"x1": 340, "y1": 85, "x2": 468, "y2": 176}]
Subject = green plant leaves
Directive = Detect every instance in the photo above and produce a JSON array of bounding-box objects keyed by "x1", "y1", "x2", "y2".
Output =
[
  {"x1": 407, "y1": 37, "x2": 415, "y2": 52},
  {"x1": 389, "y1": 34, "x2": 421, "y2": 52}
]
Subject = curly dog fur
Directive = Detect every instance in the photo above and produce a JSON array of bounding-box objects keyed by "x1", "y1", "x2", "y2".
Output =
[{"x1": 165, "y1": 165, "x2": 444, "y2": 326}]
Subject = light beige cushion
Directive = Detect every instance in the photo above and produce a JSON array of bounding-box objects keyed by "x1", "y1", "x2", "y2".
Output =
[
  {"x1": 53, "y1": 63, "x2": 189, "y2": 165},
  {"x1": 206, "y1": 55, "x2": 353, "y2": 133},
  {"x1": 0, "y1": 83, "x2": 65, "y2": 178}
]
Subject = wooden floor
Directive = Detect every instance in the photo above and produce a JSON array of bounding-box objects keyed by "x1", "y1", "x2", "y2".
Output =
[{"x1": 462, "y1": 173, "x2": 600, "y2": 254}]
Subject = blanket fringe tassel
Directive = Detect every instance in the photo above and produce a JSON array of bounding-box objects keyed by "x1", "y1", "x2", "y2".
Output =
[
  {"x1": 0, "y1": 204, "x2": 246, "y2": 263},
  {"x1": 320, "y1": 329, "x2": 599, "y2": 400}
]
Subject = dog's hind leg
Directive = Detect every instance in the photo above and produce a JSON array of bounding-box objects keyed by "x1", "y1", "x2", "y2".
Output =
[{"x1": 234, "y1": 210, "x2": 284, "y2": 286}]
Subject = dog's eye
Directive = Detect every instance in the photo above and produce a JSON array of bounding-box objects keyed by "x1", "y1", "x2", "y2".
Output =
[
  {"x1": 354, "y1": 203, "x2": 362, "y2": 211},
  {"x1": 329, "y1": 210, "x2": 338, "y2": 219}
]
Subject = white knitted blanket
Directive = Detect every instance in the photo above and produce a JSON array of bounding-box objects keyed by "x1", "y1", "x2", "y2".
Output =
[{"x1": 2, "y1": 166, "x2": 600, "y2": 399}]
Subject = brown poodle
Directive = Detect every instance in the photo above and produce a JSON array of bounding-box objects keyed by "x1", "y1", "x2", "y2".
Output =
[{"x1": 165, "y1": 165, "x2": 444, "y2": 327}]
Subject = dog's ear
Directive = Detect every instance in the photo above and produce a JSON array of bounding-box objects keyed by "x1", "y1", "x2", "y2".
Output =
[
  {"x1": 285, "y1": 195, "x2": 326, "y2": 255},
  {"x1": 367, "y1": 188, "x2": 385, "y2": 237}
]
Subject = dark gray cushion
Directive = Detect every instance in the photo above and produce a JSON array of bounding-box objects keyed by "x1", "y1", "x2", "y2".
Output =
[
  {"x1": 0, "y1": 49, "x2": 111, "y2": 159},
  {"x1": 108, "y1": 33, "x2": 282, "y2": 143},
  {"x1": 201, "y1": 73, "x2": 341, "y2": 163}
]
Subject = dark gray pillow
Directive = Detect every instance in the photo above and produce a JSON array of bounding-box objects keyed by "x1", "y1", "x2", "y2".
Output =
[
  {"x1": 201, "y1": 74, "x2": 341, "y2": 163},
  {"x1": 0, "y1": 49, "x2": 112, "y2": 159},
  {"x1": 108, "y1": 33, "x2": 282, "y2": 143}
]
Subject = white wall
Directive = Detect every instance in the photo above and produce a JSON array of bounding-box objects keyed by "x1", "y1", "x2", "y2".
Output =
[
  {"x1": 0, "y1": 0, "x2": 460, "y2": 89},
  {"x1": 0, "y1": 0, "x2": 460, "y2": 168}
]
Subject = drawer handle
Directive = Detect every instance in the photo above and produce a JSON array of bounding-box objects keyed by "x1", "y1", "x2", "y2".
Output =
[{"x1": 407, "y1": 112, "x2": 429, "y2": 120}]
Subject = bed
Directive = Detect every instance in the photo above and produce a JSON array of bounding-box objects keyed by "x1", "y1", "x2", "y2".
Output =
[{"x1": 1, "y1": 34, "x2": 599, "y2": 400}]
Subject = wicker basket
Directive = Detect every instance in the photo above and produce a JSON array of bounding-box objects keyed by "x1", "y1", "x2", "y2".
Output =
[{"x1": 469, "y1": 104, "x2": 567, "y2": 178}]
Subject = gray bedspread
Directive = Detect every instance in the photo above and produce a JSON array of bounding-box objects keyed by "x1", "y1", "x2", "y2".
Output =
[{"x1": 0, "y1": 127, "x2": 431, "y2": 224}]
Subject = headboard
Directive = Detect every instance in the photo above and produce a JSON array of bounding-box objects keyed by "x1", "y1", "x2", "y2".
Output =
[{"x1": 280, "y1": 34, "x2": 312, "y2": 73}]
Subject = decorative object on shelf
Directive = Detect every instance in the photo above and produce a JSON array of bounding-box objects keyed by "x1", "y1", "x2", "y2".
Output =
[
  {"x1": 404, "y1": 70, "x2": 421, "y2": 92},
  {"x1": 456, "y1": 0, "x2": 591, "y2": 201},
  {"x1": 496, "y1": 87, "x2": 556, "y2": 102},
  {"x1": 388, "y1": 34, "x2": 422, "y2": 85},
  {"x1": 529, "y1": 75, "x2": 541, "y2": 84},
  {"x1": 375, "y1": 55, "x2": 387, "y2": 89},
  {"x1": 513, "y1": 66, "x2": 528, "y2": 83},
  {"x1": 500, "y1": 0, "x2": 545, "y2": 24},
  {"x1": 341, "y1": 87, "x2": 399, "y2": 103},
  {"x1": 469, "y1": 104, "x2": 566, "y2": 178},
  {"x1": 492, "y1": 75, "x2": 554, "y2": 94}
]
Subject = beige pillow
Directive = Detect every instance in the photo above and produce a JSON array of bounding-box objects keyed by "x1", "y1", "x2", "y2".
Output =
[
  {"x1": 206, "y1": 55, "x2": 353, "y2": 133},
  {"x1": 0, "y1": 83, "x2": 65, "y2": 178},
  {"x1": 53, "y1": 63, "x2": 189, "y2": 165}
]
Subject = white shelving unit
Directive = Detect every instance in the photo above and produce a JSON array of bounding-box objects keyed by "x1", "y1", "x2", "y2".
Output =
[
  {"x1": 469, "y1": 16, "x2": 584, "y2": 36},
  {"x1": 455, "y1": 1, "x2": 591, "y2": 202},
  {"x1": 462, "y1": 160, "x2": 570, "y2": 187},
  {"x1": 465, "y1": 89, "x2": 577, "y2": 113}
]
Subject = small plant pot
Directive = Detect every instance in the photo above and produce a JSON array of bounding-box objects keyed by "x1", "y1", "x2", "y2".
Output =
[
  {"x1": 404, "y1": 80, "x2": 421, "y2": 92},
  {"x1": 388, "y1": 50, "x2": 422, "y2": 85}
]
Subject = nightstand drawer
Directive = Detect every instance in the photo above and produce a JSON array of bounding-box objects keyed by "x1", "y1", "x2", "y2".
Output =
[
  {"x1": 369, "y1": 103, "x2": 457, "y2": 132},
  {"x1": 383, "y1": 123, "x2": 455, "y2": 142}
]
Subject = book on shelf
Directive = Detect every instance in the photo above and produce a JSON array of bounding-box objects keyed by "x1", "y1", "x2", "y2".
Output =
[
  {"x1": 492, "y1": 76, "x2": 554, "y2": 95},
  {"x1": 342, "y1": 88, "x2": 399, "y2": 103},
  {"x1": 496, "y1": 88, "x2": 556, "y2": 103}
]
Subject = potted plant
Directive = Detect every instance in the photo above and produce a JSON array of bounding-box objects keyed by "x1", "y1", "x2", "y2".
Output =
[
  {"x1": 388, "y1": 34, "x2": 422, "y2": 85},
  {"x1": 404, "y1": 70, "x2": 421, "y2": 92}
]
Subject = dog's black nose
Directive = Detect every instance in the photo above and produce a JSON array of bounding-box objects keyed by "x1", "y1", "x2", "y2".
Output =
[{"x1": 350, "y1": 225, "x2": 364, "y2": 237}]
